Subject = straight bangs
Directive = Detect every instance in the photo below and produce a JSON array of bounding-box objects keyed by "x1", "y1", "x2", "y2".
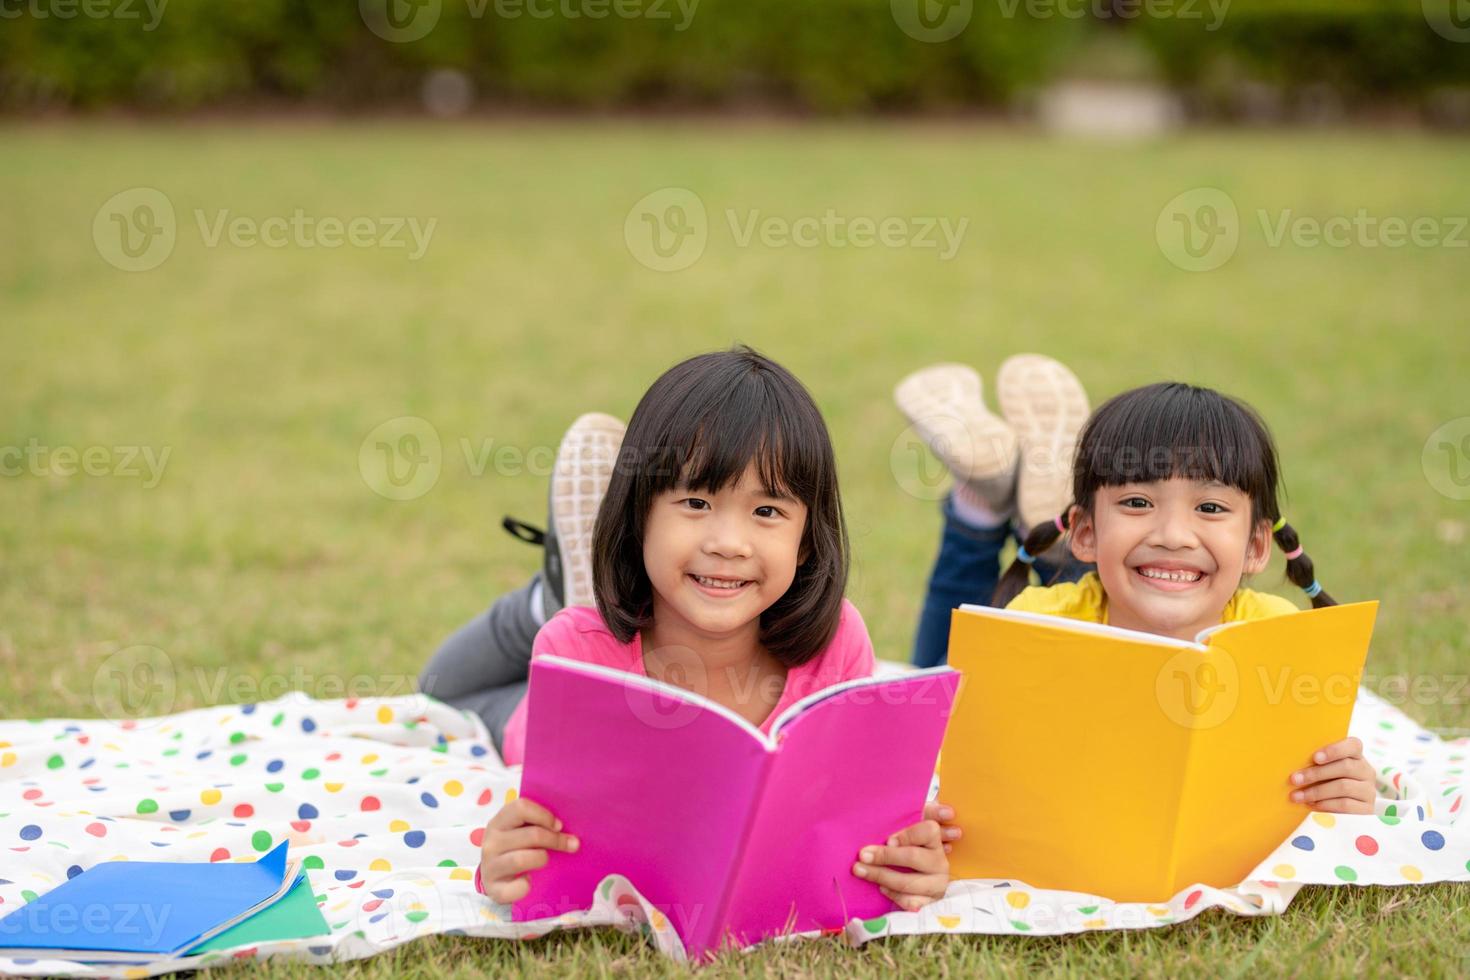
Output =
[
  {"x1": 1075, "y1": 383, "x2": 1280, "y2": 519},
  {"x1": 646, "y1": 372, "x2": 826, "y2": 512}
]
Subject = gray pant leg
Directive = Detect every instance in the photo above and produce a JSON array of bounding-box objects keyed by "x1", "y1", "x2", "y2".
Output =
[
  {"x1": 419, "y1": 573, "x2": 562, "y2": 752},
  {"x1": 418, "y1": 573, "x2": 554, "y2": 698}
]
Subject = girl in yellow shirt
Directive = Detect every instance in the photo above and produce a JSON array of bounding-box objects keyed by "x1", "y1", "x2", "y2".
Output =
[{"x1": 895, "y1": 356, "x2": 1376, "y2": 816}]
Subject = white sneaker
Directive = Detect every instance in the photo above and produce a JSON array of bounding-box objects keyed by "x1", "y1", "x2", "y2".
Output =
[
  {"x1": 996, "y1": 354, "x2": 1090, "y2": 533},
  {"x1": 548, "y1": 412, "x2": 626, "y2": 608},
  {"x1": 893, "y1": 363, "x2": 1020, "y2": 512},
  {"x1": 502, "y1": 412, "x2": 626, "y2": 610}
]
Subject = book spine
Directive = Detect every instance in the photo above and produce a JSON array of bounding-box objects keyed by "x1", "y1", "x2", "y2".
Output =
[
  {"x1": 1164, "y1": 641, "x2": 1218, "y2": 894},
  {"x1": 687, "y1": 748, "x2": 776, "y2": 960}
]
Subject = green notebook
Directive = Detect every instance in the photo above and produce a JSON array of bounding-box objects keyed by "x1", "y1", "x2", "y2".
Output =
[{"x1": 187, "y1": 874, "x2": 330, "y2": 954}]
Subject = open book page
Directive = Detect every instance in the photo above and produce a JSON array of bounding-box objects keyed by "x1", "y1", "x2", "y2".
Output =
[
  {"x1": 513, "y1": 656, "x2": 772, "y2": 940},
  {"x1": 718, "y1": 669, "x2": 960, "y2": 953},
  {"x1": 941, "y1": 606, "x2": 1195, "y2": 897},
  {"x1": 1171, "y1": 602, "x2": 1378, "y2": 891}
]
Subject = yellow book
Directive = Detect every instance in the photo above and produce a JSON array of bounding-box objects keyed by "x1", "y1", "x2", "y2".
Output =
[{"x1": 939, "y1": 600, "x2": 1379, "y2": 902}]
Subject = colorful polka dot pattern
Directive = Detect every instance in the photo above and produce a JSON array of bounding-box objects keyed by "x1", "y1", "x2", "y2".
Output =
[
  {"x1": 0, "y1": 693, "x2": 687, "y2": 975},
  {"x1": 0, "y1": 683, "x2": 1465, "y2": 972}
]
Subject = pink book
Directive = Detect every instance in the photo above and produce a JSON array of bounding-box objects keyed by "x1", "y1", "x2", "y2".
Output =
[{"x1": 512, "y1": 655, "x2": 959, "y2": 960}]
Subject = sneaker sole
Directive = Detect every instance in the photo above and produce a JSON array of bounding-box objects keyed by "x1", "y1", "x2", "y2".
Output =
[
  {"x1": 551, "y1": 412, "x2": 626, "y2": 608},
  {"x1": 996, "y1": 354, "x2": 1090, "y2": 533},
  {"x1": 893, "y1": 363, "x2": 1018, "y2": 488}
]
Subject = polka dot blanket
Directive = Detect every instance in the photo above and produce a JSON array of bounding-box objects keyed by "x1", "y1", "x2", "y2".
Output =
[{"x1": 0, "y1": 679, "x2": 1465, "y2": 975}]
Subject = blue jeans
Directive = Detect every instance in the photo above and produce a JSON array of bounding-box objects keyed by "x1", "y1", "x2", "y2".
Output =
[{"x1": 910, "y1": 494, "x2": 1093, "y2": 668}]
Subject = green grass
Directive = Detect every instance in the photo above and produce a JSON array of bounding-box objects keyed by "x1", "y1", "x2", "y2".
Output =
[{"x1": 2, "y1": 121, "x2": 1469, "y2": 975}]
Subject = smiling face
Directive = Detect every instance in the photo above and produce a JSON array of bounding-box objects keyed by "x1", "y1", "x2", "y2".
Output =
[
  {"x1": 1068, "y1": 476, "x2": 1273, "y2": 640},
  {"x1": 641, "y1": 462, "x2": 809, "y2": 645}
]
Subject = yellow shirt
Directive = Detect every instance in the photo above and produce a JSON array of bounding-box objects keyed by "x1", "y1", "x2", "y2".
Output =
[{"x1": 1006, "y1": 571, "x2": 1299, "y2": 626}]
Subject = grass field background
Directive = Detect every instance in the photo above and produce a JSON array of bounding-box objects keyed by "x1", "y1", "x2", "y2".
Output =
[{"x1": 2, "y1": 122, "x2": 1468, "y2": 974}]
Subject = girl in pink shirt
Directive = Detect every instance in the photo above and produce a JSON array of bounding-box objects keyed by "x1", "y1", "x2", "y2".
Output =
[
  {"x1": 496, "y1": 600, "x2": 876, "y2": 767},
  {"x1": 473, "y1": 347, "x2": 954, "y2": 912}
]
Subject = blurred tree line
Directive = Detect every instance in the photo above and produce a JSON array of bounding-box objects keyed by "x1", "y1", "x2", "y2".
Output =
[{"x1": 1, "y1": 0, "x2": 1466, "y2": 117}]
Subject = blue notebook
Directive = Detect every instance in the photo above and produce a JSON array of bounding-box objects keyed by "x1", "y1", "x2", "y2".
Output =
[{"x1": 0, "y1": 840, "x2": 299, "y2": 963}]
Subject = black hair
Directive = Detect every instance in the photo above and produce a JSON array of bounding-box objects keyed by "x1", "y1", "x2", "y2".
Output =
[
  {"x1": 592, "y1": 346, "x2": 849, "y2": 666},
  {"x1": 993, "y1": 382, "x2": 1334, "y2": 610}
]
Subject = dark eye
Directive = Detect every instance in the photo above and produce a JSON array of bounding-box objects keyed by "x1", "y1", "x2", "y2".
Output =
[
  {"x1": 755, "y1": 505, "x2": 782, "y2": 519},
  {"x1": 1120, "y1": 496, "x2": 1150, "y2": 509},
  {"x1": 683, "y1": 498, "x2": 710, "y2": 511},
  {"x1": 1198, "y1": 502, "x2": 1226, "y2": 515}
]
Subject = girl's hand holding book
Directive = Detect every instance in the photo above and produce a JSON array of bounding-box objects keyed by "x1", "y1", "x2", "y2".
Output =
[
  {"x1": 852, "y1": 800, "x2": 958, "y2": 911},
  {"x1": 478, "y1": 797, "x2": 581, "y2": 903},
  {"x1": 1289, "y1": 736, "x2": 1376, "y2": 814}
]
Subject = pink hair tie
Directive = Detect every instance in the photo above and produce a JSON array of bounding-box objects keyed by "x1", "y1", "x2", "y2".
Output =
[
  {"x1": 1283, "y1": 545, "x2": 1304, "y2": 560},
  {"x1": 1054, "y1": 514, "x2": 1067, "y2": 533}
]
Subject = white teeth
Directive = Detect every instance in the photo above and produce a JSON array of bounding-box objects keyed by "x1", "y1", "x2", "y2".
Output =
[
  {"x1": 1139, "y1": 567, "x2": 1202, "y2": 583},
  {"x1": 693, "y1": 575, "x2": 747, "y2": 590}
]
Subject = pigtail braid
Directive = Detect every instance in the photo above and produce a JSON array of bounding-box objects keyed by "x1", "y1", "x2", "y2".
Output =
[
  {"x1": 1272, "y1": 518, "x2": 1336, "y2": 608},
  {"x1": 991, "y1": 509, "x2": 1071, "y2": 608}
]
